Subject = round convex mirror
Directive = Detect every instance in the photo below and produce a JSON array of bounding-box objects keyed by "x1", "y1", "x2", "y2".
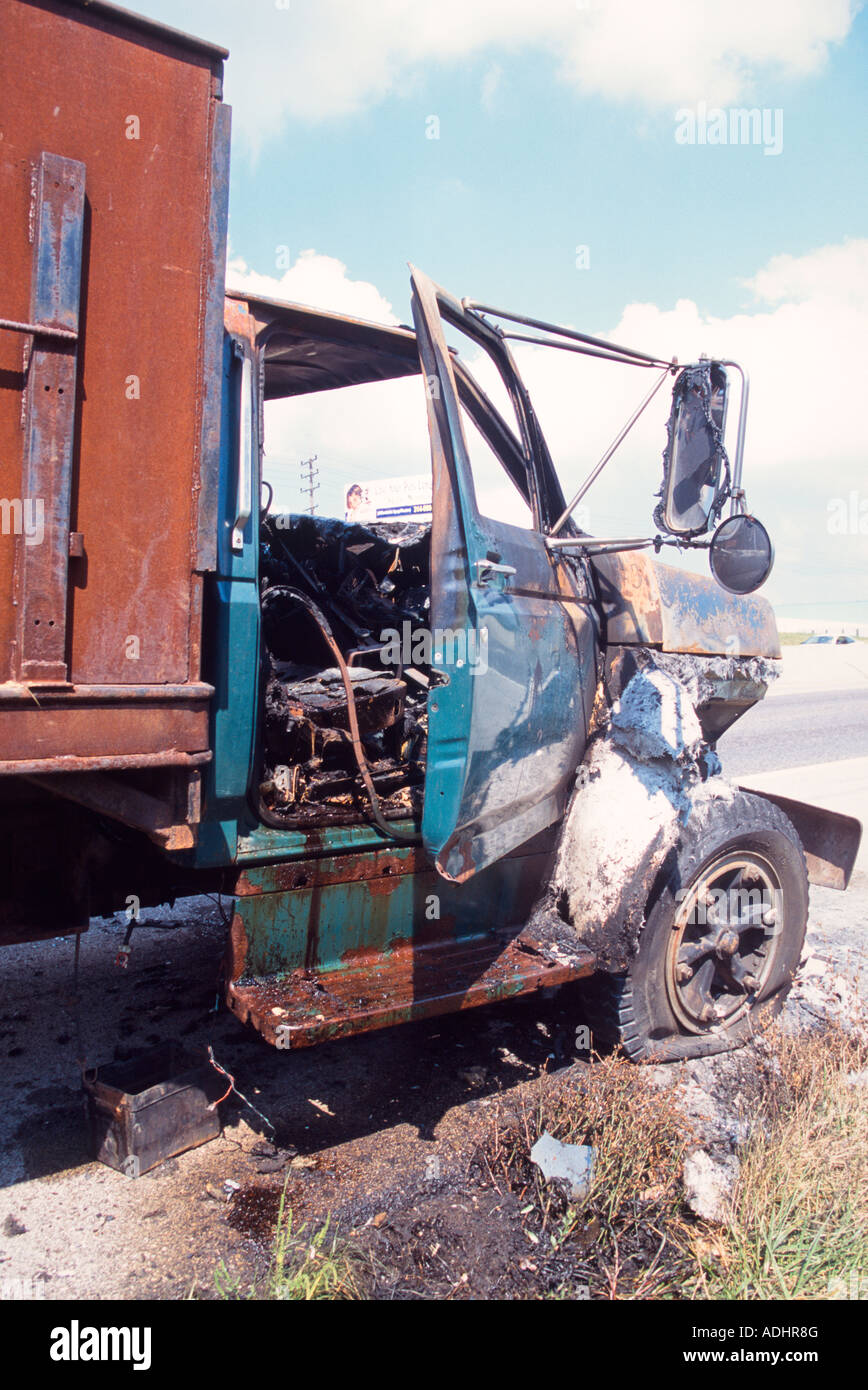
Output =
[{"x1": 709, "y1": 514, "x2": 774, "y2": 595}]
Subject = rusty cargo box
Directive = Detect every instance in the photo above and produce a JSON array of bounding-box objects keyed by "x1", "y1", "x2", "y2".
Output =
[
  {"x1": 0, "y1": 0, "x2": 230, "y2": 771},
  {"x1": 84, "y1": 1043, "x2": 226, "y2": 1176}
]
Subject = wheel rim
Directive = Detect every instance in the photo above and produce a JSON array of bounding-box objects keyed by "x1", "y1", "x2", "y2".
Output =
[{"x1": 665, "y1": 850, "x2": 783, "y2": 1034}]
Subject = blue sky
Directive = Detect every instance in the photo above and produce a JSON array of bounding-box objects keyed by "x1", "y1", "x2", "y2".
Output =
[
  {"x1": 139, "y1": 0, "x2": 867, "y2": 618},
  {"x1": 225, "y1": 32, "x2": 868, "y2": 332}
]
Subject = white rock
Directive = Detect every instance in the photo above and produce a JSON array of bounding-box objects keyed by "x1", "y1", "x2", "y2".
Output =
[
  {"x1": 799, "y1": 957, "x2": 829, "y2": 979},
  {"x1": 683, "y1": 1150, "x2": 739, "y2": 1225},
  {"x1": 646, "y1": 1064, "x2": 678, "y2": 1090}
]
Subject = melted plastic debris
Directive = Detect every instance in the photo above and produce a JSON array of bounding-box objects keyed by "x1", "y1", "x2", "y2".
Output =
[{"x1": 530, "y1": 1131, "x2": 595, "y2": 1201}]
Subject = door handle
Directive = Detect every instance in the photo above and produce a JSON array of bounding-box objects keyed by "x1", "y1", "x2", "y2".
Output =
[
  {"x1": 232, "y1": 354, "x2": 254, "y2": 552},
  {"x1": 473, "y1": 559, "x2": 516, "y2": 588}
]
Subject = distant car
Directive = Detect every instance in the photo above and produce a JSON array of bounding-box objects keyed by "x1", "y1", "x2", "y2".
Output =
[{"x1": 800, "y1": 634, "x2": 855, "y2": 644}]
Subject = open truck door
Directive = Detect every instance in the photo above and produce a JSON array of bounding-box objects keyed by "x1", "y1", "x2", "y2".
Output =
[{"x1": 410, "y1": 268, "x2": 595, "y2": 882}]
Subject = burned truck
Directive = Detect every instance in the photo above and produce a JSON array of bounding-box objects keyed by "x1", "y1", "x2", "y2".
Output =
[{"x1": 0, "y1": 0, "x2": 861, "y2": 1065}]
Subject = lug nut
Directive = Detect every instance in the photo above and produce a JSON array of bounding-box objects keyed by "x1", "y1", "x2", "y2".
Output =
[{"x1": 676, "y1": 962, "x2": 693, "y2": 982}]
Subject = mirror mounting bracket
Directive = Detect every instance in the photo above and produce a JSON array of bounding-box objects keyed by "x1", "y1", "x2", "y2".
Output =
[{"x1": 547, "y1": 363, "x2": 675, "y2": 538}]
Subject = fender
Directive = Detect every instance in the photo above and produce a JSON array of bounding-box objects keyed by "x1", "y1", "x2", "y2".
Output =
[
  {"x1": 547, "y1": 657, "x2": 736, "y2": 971},
  {"x1": 738, "y1": 789, "x2": 861, "y2": 891}
]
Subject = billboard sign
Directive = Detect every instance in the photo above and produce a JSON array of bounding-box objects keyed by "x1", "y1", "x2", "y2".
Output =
[{"x1": 344, "y1": 473, "x2": 432, "y2": 524}]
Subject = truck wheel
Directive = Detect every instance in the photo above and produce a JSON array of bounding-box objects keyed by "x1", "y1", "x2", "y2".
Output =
[{"x1": 609, "y1": 792, "x2": 808, "y2": 1061}]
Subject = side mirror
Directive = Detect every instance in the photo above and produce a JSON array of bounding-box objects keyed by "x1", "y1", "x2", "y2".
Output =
[
  {"x1": 657, "y1": 363, "x2": 728, "y2": 536},
  {"x1": 709, "y1": 514, "x2": 774, "y2": 594}
]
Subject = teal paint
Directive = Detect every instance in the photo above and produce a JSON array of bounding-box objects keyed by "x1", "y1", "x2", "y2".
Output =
[
  {"x1": 190, "y1": 333, "x2": 260, "y2": 867},
  {"x1": 234, "y1": 843, "x2": 554, "y2": 980}
]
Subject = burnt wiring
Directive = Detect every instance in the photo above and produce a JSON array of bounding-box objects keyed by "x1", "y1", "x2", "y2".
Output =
[
  {"x1": 105, "y1": 895, "x2": 232, "y2": 976},
  {"x1": 206, "y1": 1047, "x2": 275, "y2": 1134}
]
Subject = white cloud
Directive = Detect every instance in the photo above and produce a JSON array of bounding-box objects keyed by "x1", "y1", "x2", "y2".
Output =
[
  {"x1": 137, "y1": 0, "x2": 858, "y2": 148},
  {"x1": 561, "y1": 0, "x2": 856, "y2": 109},
  {"x1": 227, "y1": 249, "x2": 397, "y2": 322},
  {"x1": 253, "y1": 237, "x2": 867, "y2": 605},
  {"x1": 509, "y1": 238, "x2": 868, "y2": 602},
  {"x1": 743, "y1": 237, "x2": 868, "y2": 309}
]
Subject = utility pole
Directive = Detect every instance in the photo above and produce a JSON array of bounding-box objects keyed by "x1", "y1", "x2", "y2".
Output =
[{"x1": 299, "y1": 454, "x2": 319, "y2": 515}]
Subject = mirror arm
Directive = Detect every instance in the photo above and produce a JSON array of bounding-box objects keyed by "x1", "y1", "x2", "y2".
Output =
[
  {"x1": 717, "y1": 360, "x2": 750, "y2": 514},
  {"x1": 548, "y1": 362, "x2": 676, "y2": 537},
  {"x1": 462, "y1": 299, "x2": 670, "y2": 367},
  {"x1": 547, "y1": 535, "x2": 654, "y2": 551},
  {"x1": 546, "y1": 534, "x2": 711, "y2": 555}
]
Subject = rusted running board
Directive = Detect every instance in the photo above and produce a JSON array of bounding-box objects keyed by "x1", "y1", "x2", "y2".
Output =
[{"x1": 227, "y1": 926, "x2": 595, "y2": 1049}]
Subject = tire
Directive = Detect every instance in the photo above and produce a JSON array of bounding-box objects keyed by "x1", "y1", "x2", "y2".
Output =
[{"x1": 595, "y1": 791, "x2": 808, "y2": 1061}]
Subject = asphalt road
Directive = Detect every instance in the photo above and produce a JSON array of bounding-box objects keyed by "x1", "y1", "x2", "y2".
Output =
[
  {"x1": 719, "y1": 687, "x2": 868, "y2": 778},
  {"x1": 721, "y1": 646, "x2": 868, "y2": 1008}
]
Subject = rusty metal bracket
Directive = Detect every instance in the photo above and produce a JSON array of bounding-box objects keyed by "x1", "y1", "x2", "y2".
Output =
[
  {"x1": 16, "y1": 152, "x2": 86, "y2": 684},
  {"x1": 0, "y1": 317, "x2": 78, "y2": 341},
  {"x1": 25, "y1": 770, "x2": 200, "y2": 851}
]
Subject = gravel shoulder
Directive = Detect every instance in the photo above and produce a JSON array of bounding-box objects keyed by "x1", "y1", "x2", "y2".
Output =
[
  {"x1": 0, "y1": 863, "x2": 864, "y2": 1301},
  {"x1": 0, "y1": 645, "x2": 864, "y2": 1301}
]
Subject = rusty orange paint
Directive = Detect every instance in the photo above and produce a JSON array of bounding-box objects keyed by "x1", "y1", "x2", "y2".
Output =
[
  {"x1": 226, "y1": 925, "x2": 595, "y2": 1049},
  {"x1": 0, "y1": 0, "x2": 225, "y2": 769}
]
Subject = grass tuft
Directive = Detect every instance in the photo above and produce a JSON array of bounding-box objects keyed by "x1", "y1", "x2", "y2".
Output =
[
  {"x1": 485, "y1": 1024, "x2": 868, "y2": 1300},
  {"x1": 691, "y1": 1028, "x2": 868, "y2": 1300},
  {"x1": 215, "y1": 1182, "x2": 365, "y2": 1301}
]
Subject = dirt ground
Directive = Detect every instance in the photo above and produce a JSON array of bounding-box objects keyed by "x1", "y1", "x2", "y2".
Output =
[{"x1": 0, "y1": 859, "x2": 865, "y2": 1301}]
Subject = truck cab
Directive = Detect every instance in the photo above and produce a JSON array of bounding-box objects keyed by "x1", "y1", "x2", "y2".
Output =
[{"x1": 1, "y1": 0, "x2": 860, "y2": 1063}]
